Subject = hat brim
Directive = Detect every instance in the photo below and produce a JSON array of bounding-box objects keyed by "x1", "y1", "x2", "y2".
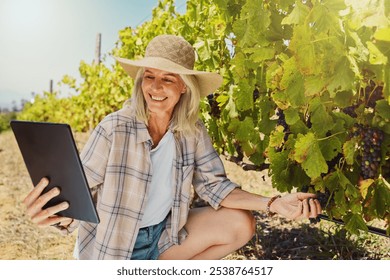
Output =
[{"x1": 114, "y1": 56, "x2": 222, "y2": 97}]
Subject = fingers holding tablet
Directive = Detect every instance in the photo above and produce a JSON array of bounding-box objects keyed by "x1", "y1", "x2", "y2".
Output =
[
  {"x1": 23, "y1": 177, "x2": 50, "y2": 209},
  {"x1": 23, "y1": 177, "x2": 70, "y2": 227}
]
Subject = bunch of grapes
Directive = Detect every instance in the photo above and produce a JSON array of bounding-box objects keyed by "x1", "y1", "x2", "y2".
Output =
[
  {"x1": 312, "y1": 191, "x2": 333, "y2": 224},
  {"x1": 316, "y1": 190, "x2": 332, "y2": 208},
  {"x1": 233, "y1": 141, "x2": 244, "y2": 162},
  {"x1": 342, "y1": 105, "x2": 358, "y2": 118},
  {"x1": 301, "y1": 185, "x2": 310, "y2": 193},
  {"x1": 253, "y1": 89, "x2": 260, "y2": 101},
  {"x1": 301, "y1": 186, "x2": 333, "y2": 224},
  {"x1": 327, "y1": 153, "x2": 343, "y2": 172},
  {"x1": 301, "y1": 186, "x2": 332, "y2": 209},
  {"x1": 276, "y1": 109, "x2": 289, "y2": 141},
  {"x1": 363, "y1": 81, "x2": 383, "y2": 109},
  {"x1": 342, "y1": 81, "x2": 383, "y2": 118},
  {"x1": 355, "y1": 124, "x2": 384, "y2": 180},
  {"x1": 207, "y1": 94, "x2": 221, "y2": 118}
]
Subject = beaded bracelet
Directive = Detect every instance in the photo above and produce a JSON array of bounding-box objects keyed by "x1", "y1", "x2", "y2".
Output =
[
  {"x1": 266, "y1": 195, "x2": 281, "y2": 217},
  {"x1": 51, "y1": 218, "x2": 74, "y2": 234}
]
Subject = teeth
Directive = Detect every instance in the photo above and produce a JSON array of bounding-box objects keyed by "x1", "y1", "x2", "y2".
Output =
[{"x1": 151, "y1": 95, "x2": 166, "y2": 101}]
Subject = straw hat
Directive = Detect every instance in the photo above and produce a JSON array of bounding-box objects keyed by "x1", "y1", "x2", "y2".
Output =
[{"x1": 115, "y1": 34, "x2": 223, "y2": 97}]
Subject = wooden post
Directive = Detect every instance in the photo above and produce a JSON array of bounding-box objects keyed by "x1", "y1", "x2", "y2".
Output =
[
  {"x1": 49, "y1": 79, "x2": 53, "y2": 93},
  {"x1": 95, "y1": 33, "x2": 101, "y2": 65}
]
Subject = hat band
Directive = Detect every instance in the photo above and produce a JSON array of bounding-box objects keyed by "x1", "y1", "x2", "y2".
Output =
[{"x1": 131, "y1": 57, "x2": 197, "y2": 74}]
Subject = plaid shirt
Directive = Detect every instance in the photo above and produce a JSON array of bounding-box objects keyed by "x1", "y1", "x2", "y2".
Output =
[{"x1": 76, "y1": 106, "x2": 239, "y2": 259}]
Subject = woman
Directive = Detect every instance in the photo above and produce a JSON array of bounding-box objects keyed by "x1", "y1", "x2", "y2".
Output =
[{"x1": 23, "y1": 35, "x2": 322, "y2": 260}]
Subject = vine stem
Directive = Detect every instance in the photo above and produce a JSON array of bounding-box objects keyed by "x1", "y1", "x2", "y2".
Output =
[
  {"x1": 223, "y1": 153, "x2": 270, "y2": 172},
  {"x1": 316, "y1": 131, "x2": 346, "y2": 141}
]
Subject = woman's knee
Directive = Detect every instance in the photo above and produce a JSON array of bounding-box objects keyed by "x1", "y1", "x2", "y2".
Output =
[{"x1": 223, "y1": 208, "x2": 256, "y2": 243}]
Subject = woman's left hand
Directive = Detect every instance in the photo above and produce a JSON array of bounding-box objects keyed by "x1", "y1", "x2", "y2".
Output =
[{"x1": 270, "y1": 192, "x2": 322, "y2": 220}]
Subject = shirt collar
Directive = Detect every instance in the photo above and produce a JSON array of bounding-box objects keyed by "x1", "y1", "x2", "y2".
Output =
[{"x1": 135, "y1": 119, "x2": 152, "y2": 144}]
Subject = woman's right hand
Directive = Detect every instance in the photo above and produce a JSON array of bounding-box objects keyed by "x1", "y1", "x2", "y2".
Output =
[
  {"x1": 23, "y1": 177, "x2": 73, "y2": 227},
  {"x1": 270, "y1": 192, "x2": 322, "y2": 220}
]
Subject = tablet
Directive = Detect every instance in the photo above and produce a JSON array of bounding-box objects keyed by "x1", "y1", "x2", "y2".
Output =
[{"x1": 10, "y1": 120, "x2": 100, "y2": 224}]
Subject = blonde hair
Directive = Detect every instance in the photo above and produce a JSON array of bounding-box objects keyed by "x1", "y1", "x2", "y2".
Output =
[{"x1": 129, "y1": 68, "x2": 201, "y2": 137}]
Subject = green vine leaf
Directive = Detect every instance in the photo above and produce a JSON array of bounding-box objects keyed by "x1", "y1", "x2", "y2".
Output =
[
  {"x1": 326, "y1": 56, "x2": 355, "y2": 95},
  {"x1": 281, "y1": 1, "x2": 309, "y2": 25},
  {"x1": 269, "y1": 126, "x2": 285, "y2": 148},
  {"x1": 284, "y1": 108, "x2": 300, "y2": 125},
  {"x1": 371, "y1": 181, "x2": 390, "y2": 217},
  {"x1": 345, "y1": 213, "x2": 369, "y2": 235},
  {"x1": 343, "y1": 138, "x2": 358, "y2": 165},
  {"x1": 294, "y1": 133, "x2": 328, "y2": 179},
  {"x1": 311, "y1": 105, "x2": 334, "y2": 136},
  {"x1": 360, "y1": 179, "x2": 374, "y2": 199},
  {"x1": 234, "y1": 80, "x2": 254, "y2": 111},
  {"x1": 268, "y1": 149, "x2": 293, "y2": 192},
  {"x1": 366, "y1": 41, "x2": 388, "y2": 65},
  {"x1": 318, "y1": 136, "x2": 342, "y2": 161},
  {"x1": 374, "y1": 27, "x2": 390, "y2": 41}
]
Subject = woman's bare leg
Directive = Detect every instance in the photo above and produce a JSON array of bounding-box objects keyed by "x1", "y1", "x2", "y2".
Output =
[{"x1": 159, "y1": 206, "x2": 256, "y2": 260}]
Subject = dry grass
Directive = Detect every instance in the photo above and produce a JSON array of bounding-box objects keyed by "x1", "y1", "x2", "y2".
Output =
[
  {"x1": 0, "y1": 130, "x2": 78, "y2": 259},
  {"x1": 0, "y1": 130, "x2": 388, "y2": 260}
]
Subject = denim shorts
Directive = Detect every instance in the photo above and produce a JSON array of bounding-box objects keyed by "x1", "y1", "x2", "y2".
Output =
[{"x1": 131, "y1": 218, "x2": 167, "y2": 260}]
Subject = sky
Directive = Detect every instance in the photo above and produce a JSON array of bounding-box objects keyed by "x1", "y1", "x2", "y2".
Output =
[{"x1": 0, "y1": 0, "x2": 187, "y2": 110}]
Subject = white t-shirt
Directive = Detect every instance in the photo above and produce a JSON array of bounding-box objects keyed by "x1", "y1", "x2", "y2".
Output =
[{"x1": 140, "y1": 131, "x2": 175, "y2": 228}]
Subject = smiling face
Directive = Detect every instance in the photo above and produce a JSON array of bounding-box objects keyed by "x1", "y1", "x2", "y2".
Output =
[{"x1": 141, "y1": 68, "x2": 187, "y2": 118}]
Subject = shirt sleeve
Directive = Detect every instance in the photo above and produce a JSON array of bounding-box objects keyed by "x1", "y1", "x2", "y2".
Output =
[
  {"x1": 80, "y1": 124, "x2": 111, "y2": 190},
  {"x1": 192, "y1": 122, "x2": 240, "y2": 210},
  {"x1": 53, "y1": 124, "x2": 111, "y2": 236}
]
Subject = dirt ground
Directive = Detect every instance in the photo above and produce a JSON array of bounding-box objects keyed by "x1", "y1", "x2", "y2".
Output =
[{"x1": 0, "y1": 130, "x2": 389, "y2": 260}]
